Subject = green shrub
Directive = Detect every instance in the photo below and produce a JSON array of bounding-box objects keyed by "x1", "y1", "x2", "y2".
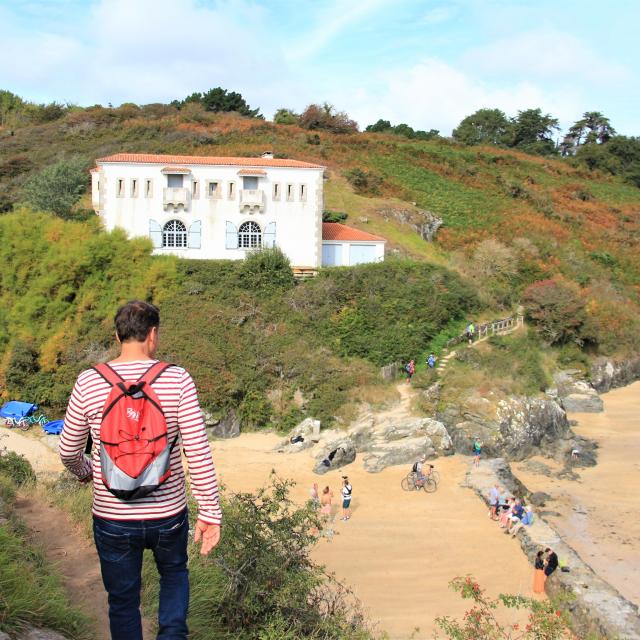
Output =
[
  {"x1": 0, "y1": 448, "x2": 36, "y2": 486},
  {"x1": 239, "y1": 247, "x2": 295, "y2": 292},
  {"x1": 322, "y1": 209, "x2": 348, "y2": 223},
  {"x1": 21, "y1": 159, "x2": 89, "y2": 218},
  {"x1": 343, "y1": 168, "x2": 383, "y2": 195}
]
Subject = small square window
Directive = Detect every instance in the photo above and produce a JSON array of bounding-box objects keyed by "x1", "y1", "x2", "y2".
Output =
[
  {"x1": 207, "y1": 181, "x2": 219, "y2": 197},
  {"x1": 145, "y1": 179, "x2": 153, "y2": 198},
  {"x1": 228, "y1": 181, "x2": 236, "y2": 199},
  {"x1": 131, "y1": 179, "x2": 139, "y2": 197},
  {"x1": 286, "y1": 184, "x2": 294, "y2": 201},
  {"x1": 193, "y1": 180, "x2": 200, "y2": 199},
  {"x1": 299, "y1": 184, "x2": 306, "y2": 201},
  {"x1": 117, "y1": 179, "x2": 125, "y2": 197},
  {"x1": 272, "y1": 183, "x2": 280, "y2": 201}
]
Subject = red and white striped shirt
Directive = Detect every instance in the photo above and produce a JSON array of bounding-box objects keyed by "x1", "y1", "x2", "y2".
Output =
[{"x1": 59, "y1": 360, "x2": 221, "y2": 525}]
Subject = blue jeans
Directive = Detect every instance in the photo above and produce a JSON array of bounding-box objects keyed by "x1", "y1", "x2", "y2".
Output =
[{"x1": 93, "y1": 509, "x2": 189, "y2": 640}]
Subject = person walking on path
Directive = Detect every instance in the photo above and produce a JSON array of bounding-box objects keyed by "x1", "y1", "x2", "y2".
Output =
[
  {"x1": 472, "y1": 437, "x2": 483, "y2": 467},
  {"x1": 59, "y1": 300, "x2": 221, "y2": 640},
  {"x1": 466, "y1": 322, "x2": 476, "y2": 344},
  {"x1": 404, "y1": 359, "x2": 415, "y2": 383},
  {"x1": 533, "y1": 550, "x2": 546, "y2": 593},
  {"x1": 341, "y1": 476, "x2": 353, "y2": 521},
  {"x1": 427, "y1": 353, "x2": 437, "y2": 369}
]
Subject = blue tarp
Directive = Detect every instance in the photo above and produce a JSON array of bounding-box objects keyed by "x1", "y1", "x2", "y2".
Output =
[
  {"x1": 43, "y1": 420, "x2": 64, "y2": 435},
  {"x1": 0, "y1": 401, "x2": 37, "y2": 419}
]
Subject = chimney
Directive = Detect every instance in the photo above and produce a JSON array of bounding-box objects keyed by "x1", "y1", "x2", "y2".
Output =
[{"x1": 261, "y1": 151, "x2": 274, "y2": 159}]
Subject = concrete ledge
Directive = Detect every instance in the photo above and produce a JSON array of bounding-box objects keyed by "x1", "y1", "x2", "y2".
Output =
[{"x1": 466, "y1": 458, "x2": 640, "y2": 640}]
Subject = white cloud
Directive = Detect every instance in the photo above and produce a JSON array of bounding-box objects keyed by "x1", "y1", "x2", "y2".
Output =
[
  {"x1": 340, "y1": 58, "x2": 585, "y2": 135},
  {"x1": 420, "y1": 5, "x2": 458, "y2": 25}
]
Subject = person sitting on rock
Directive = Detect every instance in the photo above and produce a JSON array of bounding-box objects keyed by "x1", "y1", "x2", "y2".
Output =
[
  {"x1": 509, "y1": 506, "x2": 534, "y2": 537},
  {"x1": 505, "y1": 499, "x2": 525, "y2": 533}
]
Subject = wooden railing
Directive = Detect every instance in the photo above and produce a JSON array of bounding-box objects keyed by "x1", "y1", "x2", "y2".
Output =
[{"x1": 444, "y1": 314, "x2": 524, "y2": 349}]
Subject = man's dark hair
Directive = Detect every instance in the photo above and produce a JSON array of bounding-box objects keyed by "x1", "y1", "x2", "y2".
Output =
[{"x1": 114, "y1": 300, "x2": 160, "y2": 342}]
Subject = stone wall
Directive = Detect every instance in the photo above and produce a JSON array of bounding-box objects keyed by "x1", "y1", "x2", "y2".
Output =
[{"x1": 466, "y1": 459, "x2": 640, "y2": 640}]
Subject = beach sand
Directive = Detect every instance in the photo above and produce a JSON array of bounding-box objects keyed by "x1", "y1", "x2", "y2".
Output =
[
  {"x1": 213, "y1": 433, "x2": 535, "y2": 639},
  {"x1": 513, "y1": 381, "x2": 640, "y2": 608},
  {"x1": 2, "y1": 425, "x2": 535, "y2": 639}
]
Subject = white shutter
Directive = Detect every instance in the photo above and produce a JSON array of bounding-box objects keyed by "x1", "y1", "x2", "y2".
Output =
[
  {"x1": 225, "y1": 221, "x2": 238, "y2": 249},
  {"x1": 149, "y1": 219, "x2": 162, "y2": 248},
  {"x1": 188, "y1": 220, "x2": 202, "y2": 249},
  {"x1": 263, "y1": 221, "x2": 276, "y2": 248}
]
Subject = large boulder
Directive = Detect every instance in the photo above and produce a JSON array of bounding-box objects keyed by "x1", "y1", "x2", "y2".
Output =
[
  {"x1": 363, "y1": 436, "x2": 436, "y2": 473},
  {"x1": 378, "y1": 417, "x2": 452, "y2": 448},
  {"x1": 591, "y1": 356, "x2": 640, "y2": 393},
  {"x1": 207, "y1": 410, "x2": 240, "y2": 439},
  {"x1": 551, "y1": 370, "x2": 603, "y2": 413},
  {"x1": 313, "y1": 437, "x2": 356, "y2": 475},
  {"x1": 496, "y1": 397, "x2": 571, "y2": 460},
  {"x1": 276, "y1": 418, "x2": 321, "y2": 453}
]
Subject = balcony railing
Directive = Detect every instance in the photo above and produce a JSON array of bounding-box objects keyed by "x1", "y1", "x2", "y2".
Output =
[
  {"x1": 163, "y1": 187, "x2": 190, "y2": 211},
  {"x1": 239, "y1": 189, "x2": 265, "y2": 212}
]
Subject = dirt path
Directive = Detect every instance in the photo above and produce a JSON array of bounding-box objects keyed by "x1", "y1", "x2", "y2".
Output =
[{"x1": 14, "y1": 493, "x2": 111, "y2": 640}]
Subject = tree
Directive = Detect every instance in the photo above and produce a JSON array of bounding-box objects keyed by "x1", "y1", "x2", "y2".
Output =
[
  {"x1": 509, "y1": 108, "x2": 559, "y2": 154},
  {"x1": 178, "y1": 87, "x2": 262, "y2": 118},
  {"x1": 522, "y1": 279, "x2": 585, "y2": 344},
  {"x1": 273, "y1": 108, "x2": 299, "y2": 125},
  {"x1": 21, "y1": 159, "x2": 88, "y2": 218},
  {"x1": 560, "y1": 111, "x2": 616, "y2": 156},
  {"x1": 452, "y1": 108, "x2": 511, "y2": 146},
  {"x1": 365, "y1": 119, "x2": 392, "y2": 133},
  {"x1": 298, "y1": 103, "x2": 358, "y2": 134}
]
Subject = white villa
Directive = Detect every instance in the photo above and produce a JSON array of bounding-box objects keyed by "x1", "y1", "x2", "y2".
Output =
[{"x1": 91, "y1": 152, "x2": 385, "y2": 270}]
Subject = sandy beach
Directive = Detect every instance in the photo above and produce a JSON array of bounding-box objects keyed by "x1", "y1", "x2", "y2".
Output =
[
  {"x1": 1, "y1": 424, "x2": 536, "y2": 639},
  {"x1": 213, "y1": 433, "x2": 535, "y2": 639},
  {"x1": 514, "y1": 381, "x2": 640, "y2": 608}
]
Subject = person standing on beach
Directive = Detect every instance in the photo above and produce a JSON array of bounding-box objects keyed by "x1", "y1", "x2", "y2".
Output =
[
  {"x1": 533, "y1": 550, "x2": 546, "y2": 593},
  {"x1": 473, "y1": 438, "x2": 483, "y2": 467},
  {"x1": 59, "y1": 300, "x2": 221, "y2": 640},
  {"x1": 489, "y1": 484, "x2": 500, "y2": 520},
  {"x1": 341, "y1": 476, "x2": 353, "y2": 521}
]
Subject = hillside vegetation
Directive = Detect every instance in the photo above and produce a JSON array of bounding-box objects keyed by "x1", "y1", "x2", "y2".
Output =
[{"x1": 1, "y1": 100, "x2": 640, "y2": 425}]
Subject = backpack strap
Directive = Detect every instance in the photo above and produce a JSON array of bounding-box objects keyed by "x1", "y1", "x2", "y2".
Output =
[
  {"x1": 92, "y1": 363, "x2": 126, "y2": 387},
  {"x1": 137, "y1": 362, "x2": 176, "y2": 387}
]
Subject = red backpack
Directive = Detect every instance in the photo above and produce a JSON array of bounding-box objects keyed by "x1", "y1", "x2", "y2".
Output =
[{"x1": 92, "y1": 361, "x2": 177, "y2": 501}]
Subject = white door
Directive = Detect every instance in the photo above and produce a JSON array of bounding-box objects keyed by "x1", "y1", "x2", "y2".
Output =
[
  {"x1": 349, "y1": 244, "x2": 376, "y2": 265},
  {"x1": 322, "y1": 243, "x2": 341, "y2": 266}
]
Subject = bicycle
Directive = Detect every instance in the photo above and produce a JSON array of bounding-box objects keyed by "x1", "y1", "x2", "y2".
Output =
[
  {"x1": 401, "y1": 470, "x2": 438, "y2": 493},
  {"x1": 26, "y1": 413, "x2": 48, "y2": 428},
  {"x1": 5, "y1": 416, "x2": 30, "y2": 431}
]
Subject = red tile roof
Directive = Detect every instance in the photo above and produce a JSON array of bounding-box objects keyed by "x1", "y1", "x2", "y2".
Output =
[
  {"x1": 322, "y1": 223, "x2": 386, "y2": 242},
  {"x1": 160, "y1": 167, "x2": 192, "y2": 173},
  {"x1": 238, "y1": 168, "x2": 267, "y2": 175},
  {"x1": 96, "y1": 153, "x2": 324, "y2": 169}
]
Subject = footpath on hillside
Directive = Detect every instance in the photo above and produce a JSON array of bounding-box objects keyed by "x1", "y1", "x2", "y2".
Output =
[{"x1": 0, "y1": 429, "x2": 154, "y2": 640}]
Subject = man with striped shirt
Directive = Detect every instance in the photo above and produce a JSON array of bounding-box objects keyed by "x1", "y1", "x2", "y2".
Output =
[{"x1": 59, "y1": 300, "x2": 221, "y2": 640}]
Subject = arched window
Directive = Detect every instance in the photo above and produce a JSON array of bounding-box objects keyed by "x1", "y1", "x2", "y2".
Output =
[
  {"x1": 162, "y1": 219, "x2": 187, "y2": 248},
  {"x1": 238, "y1": 221, "x2": 262, "y2": 249}
]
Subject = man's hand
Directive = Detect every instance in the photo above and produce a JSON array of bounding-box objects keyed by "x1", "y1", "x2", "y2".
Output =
[{"x1": 194, "y1": 520, "x2": 221, "y2": 555}]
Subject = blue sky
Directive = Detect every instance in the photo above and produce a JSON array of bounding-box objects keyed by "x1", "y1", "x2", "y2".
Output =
[{"x1": 1, "y1": 0, "x2": 638, "y2": 136}]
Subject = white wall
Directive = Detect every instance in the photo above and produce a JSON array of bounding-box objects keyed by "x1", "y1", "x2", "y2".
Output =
[
  {"x1": 93, "y1": 162, "x2": 324, "y2": 268},
  {"x1": 321, "y1": 240, "x2": 385, "y2": 266}
]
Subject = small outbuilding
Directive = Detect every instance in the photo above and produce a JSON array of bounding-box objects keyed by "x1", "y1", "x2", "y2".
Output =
[{"x1": 321, "y1": 222, "x2": 386, "y2": 267}]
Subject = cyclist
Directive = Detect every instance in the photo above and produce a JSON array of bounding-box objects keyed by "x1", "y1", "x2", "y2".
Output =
[{"x1": 411, "y1": 457, "x2": 433, "y2": 487}]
